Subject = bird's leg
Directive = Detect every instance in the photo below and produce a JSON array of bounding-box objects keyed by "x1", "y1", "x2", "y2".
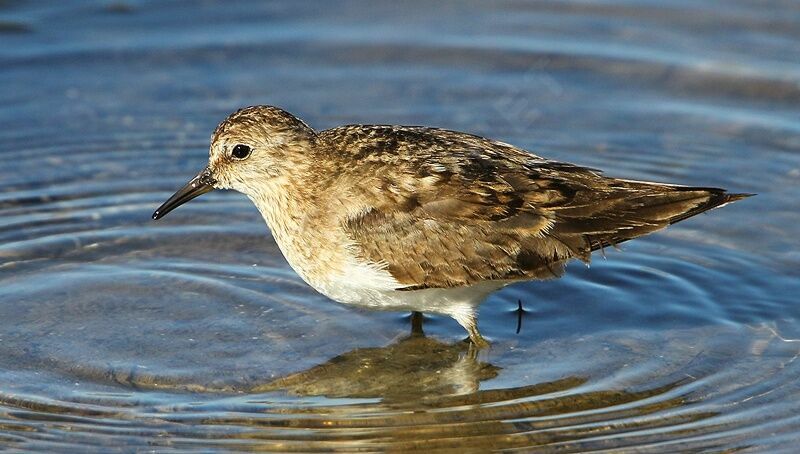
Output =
[
  {"x1": 453, "y1": 311, "x2": 490, "y2": 349},
  {"x1": 467, "y1": 324, "x2": 490, "y2": 349},
  {"x1": 410, "y1": 311, "x2": 424, "y2": 336}
]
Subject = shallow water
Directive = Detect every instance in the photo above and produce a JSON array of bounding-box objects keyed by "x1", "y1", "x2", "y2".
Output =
[{"x1": 1, "y1": 0, "x2": 799, "y2": 451}]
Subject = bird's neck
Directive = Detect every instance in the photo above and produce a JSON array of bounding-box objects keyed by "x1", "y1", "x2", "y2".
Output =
[{"x1": 247, "y1": 172, "x2": 348, "y2": 289}]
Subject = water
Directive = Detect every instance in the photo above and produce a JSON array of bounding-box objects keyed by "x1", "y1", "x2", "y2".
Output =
[{"x1": 1, "y1": 0, "x2": 799, "y2": 451}]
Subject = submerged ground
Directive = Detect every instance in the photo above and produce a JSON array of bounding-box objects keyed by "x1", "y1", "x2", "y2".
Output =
[{"x1": 1, "y1": 0, "x2": 799, "y2": 451}]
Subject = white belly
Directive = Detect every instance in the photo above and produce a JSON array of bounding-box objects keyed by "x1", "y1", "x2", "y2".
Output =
[
  {"x1": 313, "y1": 275, "x2": 506, "y2": 318},
  {"x1": 252, "y1": 196, "x2": 505, "y2": 317}
]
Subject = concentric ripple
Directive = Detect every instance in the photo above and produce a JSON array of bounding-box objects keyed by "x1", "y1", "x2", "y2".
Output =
[
  {"x1": 0, "y1": 326, "x2": 798, "y2": 451},
  {"x1": 1, "y1": 0, "x2": 799, "y2": 451}
]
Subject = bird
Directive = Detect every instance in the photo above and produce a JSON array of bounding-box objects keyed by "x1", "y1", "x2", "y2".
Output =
[{"x1": 152, "y1": 105, "x2": 750, "y2": 348}]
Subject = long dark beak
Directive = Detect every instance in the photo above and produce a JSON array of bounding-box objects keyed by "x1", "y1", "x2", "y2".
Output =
[{"x1": 152, "y1": 167, "x2": 216, "y2": 220}]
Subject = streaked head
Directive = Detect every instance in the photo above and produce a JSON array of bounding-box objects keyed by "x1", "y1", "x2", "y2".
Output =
[{"x1": 152, "y1": 105, "x2": 316, "y2": 220}]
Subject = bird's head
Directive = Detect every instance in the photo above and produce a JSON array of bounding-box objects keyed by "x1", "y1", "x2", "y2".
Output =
[{"x1": 152, "y1": 105, "x2": 316, "y2": 220}]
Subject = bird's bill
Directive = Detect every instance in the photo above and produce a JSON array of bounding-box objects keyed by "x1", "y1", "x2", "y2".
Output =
[{"x1": 152, "y1": 168, "x2": 216, "y2": 220}]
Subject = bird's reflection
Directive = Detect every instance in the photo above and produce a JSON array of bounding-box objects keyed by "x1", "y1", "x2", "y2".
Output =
[
  {"x1": 230, "y1": 332, "x2": 717, "y2": 452},
  {"x1": 251, "y1": 326, "x2": 499, "y2": 399},
  {"x1": 27, "y1": 325, "x2": 721, "y2": 452}
]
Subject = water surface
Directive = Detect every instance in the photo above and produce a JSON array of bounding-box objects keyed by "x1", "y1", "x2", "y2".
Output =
[{"x1": 1, "y1": 0, "x2": 799, "y2": 451}]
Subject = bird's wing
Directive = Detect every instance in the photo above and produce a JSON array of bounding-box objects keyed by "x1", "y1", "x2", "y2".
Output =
[{"x1": 325, "y1": 126, "x2": 741, "y2": 290}]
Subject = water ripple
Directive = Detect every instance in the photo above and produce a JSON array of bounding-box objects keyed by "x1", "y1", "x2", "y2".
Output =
[{"x1": 1, "y1": 0, "x2": 798, "y2": 451}]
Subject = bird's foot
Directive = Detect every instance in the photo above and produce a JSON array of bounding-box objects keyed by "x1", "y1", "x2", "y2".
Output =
[
  {"x1": 467, "y1": 327, "x2": 490, "y2": 349},
  {"x1": 453, "y1": 311, "x2": 490, "y2": 349},
  {"x1": 464, "y1": 332, "x2": 490, "y2": 359}
]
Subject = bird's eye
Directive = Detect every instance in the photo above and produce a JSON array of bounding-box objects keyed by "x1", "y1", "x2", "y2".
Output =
[{"x1": 231, "y1": 144, "x2": 251, "y2": 160}]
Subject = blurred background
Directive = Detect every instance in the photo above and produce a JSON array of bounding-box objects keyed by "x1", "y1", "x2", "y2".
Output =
[{"x1": 1, "y1": 1, "x2": 799, "y2": 451}]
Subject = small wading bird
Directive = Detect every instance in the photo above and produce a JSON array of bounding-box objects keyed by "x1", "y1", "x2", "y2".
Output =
[{"x1": 153, "y1": 106, "x2": 750, "y2": 347}]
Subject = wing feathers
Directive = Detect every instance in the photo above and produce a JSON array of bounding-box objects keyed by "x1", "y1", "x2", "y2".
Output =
[{"x1": 326, "y1": 126, "x2": 748, "y2": 290}]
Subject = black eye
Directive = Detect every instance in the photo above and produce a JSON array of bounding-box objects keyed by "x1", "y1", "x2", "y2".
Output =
[{"x1": 231, "y1": 144, "x2": 251, "y2": 160}]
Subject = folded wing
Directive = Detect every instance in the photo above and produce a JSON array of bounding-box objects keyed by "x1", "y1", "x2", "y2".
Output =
[{"x1": 326, "y1": 126, "x2": 747, "y2": 290}]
